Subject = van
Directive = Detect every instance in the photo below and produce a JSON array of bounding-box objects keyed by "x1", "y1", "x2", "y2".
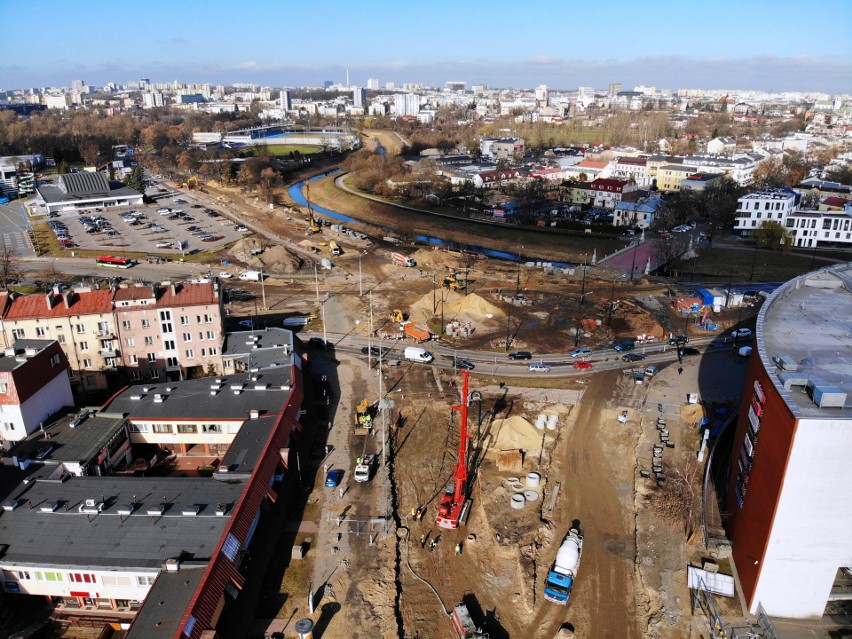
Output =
[
  {"x1": 404, "y1": 346, "x2": 434, "y2": 364},
  {"x1": 239, "y1": 271, "x2": 263, "y2": 281}
]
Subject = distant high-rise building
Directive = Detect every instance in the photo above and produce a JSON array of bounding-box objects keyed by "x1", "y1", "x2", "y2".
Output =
[
  {"x1": 578, "y1": 86, "x2": 595, "y2": 99},
  {"x1": 280, "y1": 89, "x2": 292, "y2": 111},
  {"x1": 140, "y1": 78, "x2": 151, "y2": 90},
  {"x1": 71, "y1": 79, "x2": 85, "y2": 92},
  {"x1": 394, "y1": 93, "x2": 420, "y2": 117},
  {"x1": 445, "y1": 81, "x2": 467, "y2": 92},
  {"x1": 634, "y1": 85, "x2": 656, "y2": 96},
  {"x1": 142, "y1": 92, "x2": 165, "y2": 109},
  {"x1": 472, "y1": 84, "x2": 487, "y2": 95},
  {"x1": 324, "y1": 80, "x2": 333, "y2": 89},
  {"x1": 608, "y1": 82, "x2": 622, "y2": 97},
  {"x1": 353, "y1": 87, "x2": 366, "y2": 108},
  {"x1": 367, "y1": 78, "x2": 379, "y2": 90},
  {"x1": 385, "y1": 81, "x2": 396, "y2": 91},
  {"x1": 535, "y1": 84, "x2": 548, "y2": 107}
]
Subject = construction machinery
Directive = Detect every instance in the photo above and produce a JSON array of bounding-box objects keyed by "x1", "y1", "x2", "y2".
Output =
[
  {"x1": 402, "y1": 321, "x2": 431, "y2": 342},
  {"x1": 391, "y1": 252, "x2": 416, "y2": 267},
  {"x1": 390, "y1": 309, "x2": 408, "y2": 323},
  {"x1": 543, "y1": 527, "x2": 584, "y2": 605},
  {"x1": 305, "y1": 181, "x2": 321, "y2": 233},
  {"x1": 436, "y1": 370, "x2": 471, "y2": 529},
  {"x1": 329, "y1": 240, "x2": 341, "y2": 256},
  {"x1": 442, "y1": 275, "x2": 460, "y2": 290},
  {"x1": 450, "y1": 602, "x2": 488, "y2": 639},
  {"x1": 354, "y1": 398, "x2": 374, "y2": 434},
  {"x1": 174, "y1": 176, "x2": 199, "y2": 189}
]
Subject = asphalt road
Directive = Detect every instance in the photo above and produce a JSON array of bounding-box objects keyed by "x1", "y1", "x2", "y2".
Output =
[{"x1": 0, "y1": 200, "x2": 34, "y2": 257}]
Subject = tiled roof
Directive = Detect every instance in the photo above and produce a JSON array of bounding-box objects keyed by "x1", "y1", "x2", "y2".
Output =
[
  {"x1": 156, "y1": 283, "x2": 218, "y2": 308},
  {"x1": 576, "y1": 160, "x2": 609, "y2": 169},
  {"x1": 113, "y1": 286, "x2": 156, "y2": 302},
  {"x1": 4, "y1": 289, "x2": 114, "y2": 320}
]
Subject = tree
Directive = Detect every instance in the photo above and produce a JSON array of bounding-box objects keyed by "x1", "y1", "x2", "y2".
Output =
[
  {"x1": 127, "y1": 165, "x2": 145, "y2": 194},
  {"x1": 753, "y1": 221, "x2": 792, "y2": 251},
  {"x1": 260, "y1": 167, "x2": 279, "y2": 202},
  {"x1": 0, "y1": 244, "x2": 21, "y2": 289},
  {"x1": 647, "y1": 460, "x2": 702, "y2": 538},
  {"x1": 78, "y1": 140, "x2": 100, "y2": 166},
  {"x1": 108, "y1": 165, "x2": 116, "y2": 181},
  {"x1": 57, "y1": 160, "x2": 70, "y2": 174},
  {"x1": 701, "y1": 176, "x2": 745, "y2": 231},
  {"x1": 825, "y1": 164, "x2": 852, "y2": 187}
]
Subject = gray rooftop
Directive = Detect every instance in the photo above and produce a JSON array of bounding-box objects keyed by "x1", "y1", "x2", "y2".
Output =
[
  {"x1": 37, "y1": 175, "x2": 141, "y2": 204},
  {"x1": 221, "y1": 327, "x2": 295, "y2": 371},
  {"x1": 128, "y1": 567, "x2": 207, "y2": 639},
  {"x1": 6, "y1": 409, "x2": 126, "y2": 466},
  {"x1": 757, "y1": 263, "x2": 852, "y2": 419},
  {"x1": 0, "y1": 339, "x2": 57, "y2": 372},
  {"x1": 0, "y1": 476, "x2": 242, "y2": 569},
  {"x1": 216, "y1": 414, "x2": 279, "y2": 479},
  {"x1": 103, "y1": 370, "x2": 292, "y2": 421}
]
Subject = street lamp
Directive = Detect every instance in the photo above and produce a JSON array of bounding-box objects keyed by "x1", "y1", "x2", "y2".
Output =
[{"x1": 358, "y1": 250, "x2": 368, "y2": 297}]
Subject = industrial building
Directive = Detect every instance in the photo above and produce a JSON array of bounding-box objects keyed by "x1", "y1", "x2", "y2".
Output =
[{"x1": 725, "y1": 263, "x2": 852, "y2": 618}]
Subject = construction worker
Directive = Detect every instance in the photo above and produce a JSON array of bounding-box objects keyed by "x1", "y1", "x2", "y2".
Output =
[
  {"x1": 455, "y1": 543, "x2": 462, "y2": 556},
  {"x1": 420, "y1": 534, "x2": 426, "y2": 549},
  {"x1": 429, "y1": 539, "x2": 437, "y2": 552}
]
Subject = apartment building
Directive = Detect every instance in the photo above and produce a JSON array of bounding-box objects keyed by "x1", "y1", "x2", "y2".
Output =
[
  {"x1": 1, "y1": 288, "x2": 118, "y2": 394},
  {"x1": 0, "y1": 339, "x2": 73, "y2": 446},
  {"x1": 612, "y1": 156, "x2": 649, "y2": 187},
  {"x1": 0, "y1": 282, "x2": 224, "y2": 393},
  {"x1": 657, "y1": 164, "x2": 698, "y2": 192},
  {"x1": 113, "y1": 282, "x2": 223, "y2": 383},
  {"x1": 589, "y1": 178, "x2": 638, "y2": 209},
  {"x1": 783, "y1": 205, "x2": 852, "y2": 248},
  {"x1": 733, "y1": 188, "x2": 799, "y2": 237}
]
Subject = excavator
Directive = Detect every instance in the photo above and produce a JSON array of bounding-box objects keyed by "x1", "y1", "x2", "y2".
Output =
[
  {"x1": 442, "y1": 275, "x2": 460, "y2": 290},
  {"x1": 390, "y1": 309, "x2": 409, "y2": 323},
  {"x1": 174, "y1": 176, "x2": 199, "y2": 189},
  {"x1": 305, "y1": 181, "x2": 321, "y2": 233}
]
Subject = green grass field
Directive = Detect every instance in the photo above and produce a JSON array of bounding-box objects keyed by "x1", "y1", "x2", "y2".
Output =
[{"x1": 246, "y1": 144, "x2": 321, "y2": 157}]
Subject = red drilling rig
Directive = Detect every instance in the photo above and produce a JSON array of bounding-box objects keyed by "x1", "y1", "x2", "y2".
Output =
[{"x1": 436, "y1": 370, "x2": 472, "y2": 529}]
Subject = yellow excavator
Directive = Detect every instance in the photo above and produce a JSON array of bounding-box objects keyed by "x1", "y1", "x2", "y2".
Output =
[
  {"x1": 390, "y1": 309, "x2": 408, "y2": 322},
  {"x1": 305, "y1": 181, "x2": 321, "y2": 233},
  {"x1": 442, "y1": 275, "x2": 460, "y2": 290}
]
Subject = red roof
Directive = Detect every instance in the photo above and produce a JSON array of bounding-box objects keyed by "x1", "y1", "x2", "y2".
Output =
[
  {"x1": 590, "y1": 178, "x2": 630, "y2": 192},
  {"x1": 4, "y1": 289, "x2": 114, "y2": 320},
  {"x1": 157, "y1": 283, "x2": 218, "y2": 308},
  {"x1": 618, "y1": 157, "x2": 647, "y2": 166},
  {"x1": 113, "y1": 287, "x2": 156, "y2": 302}
]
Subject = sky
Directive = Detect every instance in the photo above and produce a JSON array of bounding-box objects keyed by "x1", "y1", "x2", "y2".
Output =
[{"x1": 3, "y1": 0, "x2": 851, "y2": 94}]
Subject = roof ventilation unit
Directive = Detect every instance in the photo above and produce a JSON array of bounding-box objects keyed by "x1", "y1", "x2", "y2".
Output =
[
  {"x1": 181, "y1": 505, "x2": 200, "y2": 517},
  {"x1": 3, "y1": 500, "x2": 21, "y2": 511},
  {"x1": 130, "y1": 394, "x2": 143, "y2": 401},
  {"x1": 117, "y1": 504, "x2": 136, "y2": 516},
  {"x1": 146, "y1": 504, "x2": 165, "y2": 517},
  {"x1": 153, "y1": 394, "x2": 165, "y2": 403},
  {"x1": 25, "y1": 347, "x2": 38, "y2": 357},
  {"x1": 772, "y1": 354, "x2": 798, "y2": 371},
  {"x1": 807, "y1": 379, "x2": 847, "y2": 409},
  {"x1": 249, "y1": 409, "x2": 260, "y2": 420},
  {"x1": 3, "y1": 348, "x2": 15, "y2": 357},
  {"x1": 142, "y1": 386, "x2": 151, "y2": 393},
  {"x1": 40, "y1": 502, "x2": 60, "y2": 513}
]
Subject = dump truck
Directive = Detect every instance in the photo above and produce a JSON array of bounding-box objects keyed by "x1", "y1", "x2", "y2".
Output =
[
  {"x1": 354, "y1": 454, "x2": 376, "y2": 482},
  {"x1": 543, "y1": 527, "x2": 583, "y2": 605},
  {"x1": 402, "y1": 321, "x2": 431, "y2": 341},
  {"x1": 392, "y1": 252, "x2": 416, "y2": 267},
  {"x1": 354, "y1": 398, "x2": 374, "y2": 434},
  {"x1": 329, "y1": 240, "x2": 342, "y2": 256}
]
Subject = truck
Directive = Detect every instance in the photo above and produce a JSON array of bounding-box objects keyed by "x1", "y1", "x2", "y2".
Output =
[
  {"x1": 402, "y1": 321, "x2": 431, "y2": 342},
  {"x1": 239, "y1": 270, "x2": 263, "y2": 281},
  {"x1": 354, "y1": 399, "x2": 374, "y2": 434},
  {"x1": 392, "y1": 252, "x2": 416, "y2": 267},
  {"x1": 543, "y1": 528, "x2": 583, "y2": 605},
  {"x1": 404, "y1": 346, "x2": 434, "y2": 364},
  {"x1": 354, "y1": 454, "x2": 376, "y2": 482},
  {"x1": 449, "y1": 602, "x2": 488, "y2": 639},
  {"x1": 329, "y1": 240, "x2": 342, "y2": 256}
]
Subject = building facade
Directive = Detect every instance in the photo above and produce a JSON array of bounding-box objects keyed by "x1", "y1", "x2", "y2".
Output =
[{"x1": 725, "y1": 264, "x2": 852, "y2": 618}]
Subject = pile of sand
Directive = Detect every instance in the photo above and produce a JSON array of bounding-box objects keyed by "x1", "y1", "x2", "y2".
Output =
[
  {"x1": 444, "y1": 292, "x2": 504, "y2": 319},
  {"x1": 408, "y1": 248, "x2": 464, "y2": 270},
  {"x1": 408, "y1": 290, "x2": 504, "y2": 326},
  {"x1": 227, "y1": 239, "x2": 303, "y2": 274},
  {"x1": 489, "y1": 415, "x2": 546, "y2": 455}
]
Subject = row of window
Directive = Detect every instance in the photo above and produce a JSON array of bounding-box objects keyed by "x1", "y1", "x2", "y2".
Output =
[
  {"x1": 741, "y1": 200, "x2": 789, "y2": 211},
  {"x1": 7, "y1": 570, "x2": 155, "y2": 587},
  {"x1": 131, "y1": 423, "x2": 229, "y2": 434},
  {"x1": 10, "y1": 315, "x2": 217, "y2": 339}
]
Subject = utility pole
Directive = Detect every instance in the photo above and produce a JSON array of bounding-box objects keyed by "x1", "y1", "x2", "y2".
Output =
[
  {"x1": 260, "y1": 268, "x2": 267, "y2": 311},
  {"x1": 314, "y1": 263, "x2": 320, "y2": 304}
]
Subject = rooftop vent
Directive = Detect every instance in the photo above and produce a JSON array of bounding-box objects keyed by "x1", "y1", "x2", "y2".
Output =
[
  {"x1": 164, "y1": 558, "x2": 180, "y2": 572},
  {"x1": 117, "y1": 504, "x2": 136, "y2": 516},
  {"x1": 146, "y1": 504, "x2": 165, "y2": 517},
  {"x1": 772, "y1": 354, "x2": 798, "y2": 372},
  {"x1": 79, "y1": 499, "x2": 105, "y2": 514},
  {"x1": 249, "y1": 409, "x2": 260, "y2": 420},
  {"x1": 230, "y1": 383, "x2": 243, "y2": 390},
  {"x1": 254, "y1": 383, "x2": 268, "y2": 390},
  {"x1": 130, "y1": 394, "x2": 143, "y2": 401},
  {"x1": 3, "y1": 500, "x2": 21, "y2": 512},
  {"x1": 24, "y1": 347, "x2": 38, "y2": 357},
  {"x1": 142, "y1": 386, "x2": 151, "y2": 393},
  {"x1": 40, "y1": 502, "x2": 60, "y2": 513},
  {"x1": 215, "y1": 504, "x2": 228, "y2": 516},
  {"x1": 165, "y1": 386, "x2": 175, "y2": 392},
  {"x1": 153, "y1": 394, "x2": 165, "y2": 403},
  {"x1": 807, "y1": 379, "x2": 847, "y2": 409},
  {"x1": 3, "y1": 347, "x2": 15, "y2": 357},
  {"x1": 181, "y1": 506, "x2": 200, "y2": 517}
]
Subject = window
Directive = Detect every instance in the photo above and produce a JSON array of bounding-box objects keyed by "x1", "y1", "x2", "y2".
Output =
[
  {"x1": 129, "y1": 354, "x2": 138, "y2": 364},
  {"x1": 3, "y1": 422, "x2": 14, "y2": 432},
  {"x1": 79, "y1": 341, "x2": 89, "y2": 351},
  {"x1": 11, "y1": 328, "x2": 25, "y2": 339},
  {"x1": 147, "y1": 353, "x2": 156, "y2": 362},
  {"x1": 152, "y1": 424, "x2": 172, "y2": 433},
  {"x1": 823, "y1": 219, "x2": 832, "y2": 230},
  {"x1": 182, "y1": 333, "x2": 191, "y2": 342},
  {"x1": 122, "y1": 320, "x2": 132, "y2": 330},
  {"x1": 101, "y1": 340, "x2": 113, "y2": 350},
  {"x1": 125, "y1": 337, "x2": 135, "y2": 347},
  {"x1": 144, "y1": 336, "x2": 153, "y2": 346},
  {"x1": 221, "y1": 533, "x2": 240, "y2": 561},
  {"x1": 177, "y1": 424, "x2": 197, "y2": 434},
  {"x1": 203, "y1": 424, "x2": 220, "y2": 433},
  {"x1": 204, "y1": 314, "x2": 213, "y2": 324},
  {"x1": 0, "y1": 384, "x2": 7, "y2": 394},
  {"x1": 82, "y1": 359, "x2": 92, "y2": 369},
  {"x1": 36, "y1": 327, "x2": 46, "y2": 337},
  {"x1": 141, "y1": 319, "x2": 150, "y2": 329},
  {"x1": 162, "y1": 322, "x2": 173, "y2": 333},
  {"x1": 70, "y1": 573, "x2": 95, "y2": 583},
  {"x1": 136, "y1": 575, "x2": 156, "y2": 587},
  {"x1": 101, "y1": 575, "x2": 131, "y2": 587},
  {"x1": 159, "y1": 310, "x2": 171, "y2": 321},
  {"x1": 164, "y1": 340, "x2": 175, "y2": 350},
  {"x1": 14, "y1": 571, "x2": 30, "y2": 580},
  {"x1": 180, "y1": 315, "x2": 189, "y2": 325},
  {"x1": 57, "y1": 334, "x2": 66, "y2": 344},
  {"x1": 75, "y1": 324, "x2": 85, "y2": 334},
  {"x1": 130, "y1": 370, "x2": 143, "y2": 381},
  {"x1": 185, "y1": 349, "x2": 194, "y2": 359},
  {"x1": 150, "y1": 369, "x2": 160, "y2": 379},
  {"x1": 97, "y1": 321, "x2": 109, "y2": 333},
  {"x1": 206, "y1": 331, "x2": 216, "y2": 340},
  {"x1": 36, "y1": 571, "x2": 64, "y2": 582},
  {"x1": 167, "y1": 357, "x2": 178, "y2": 367},
  {"x1": 201, "y1": 348, "x2": 206, "y2": 357},
  {"x1": 106, "y1": 357, "x2": 118, "y2": 367}
]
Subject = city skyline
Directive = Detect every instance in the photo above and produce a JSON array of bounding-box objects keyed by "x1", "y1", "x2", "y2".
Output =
[{"x1": 2, "y1": 0, "x2": 852, "y2": 93}]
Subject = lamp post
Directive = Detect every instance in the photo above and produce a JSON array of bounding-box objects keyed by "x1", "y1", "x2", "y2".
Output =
[
  {"x1": 515, "y1": 245, "x2": 524, "y2": 298},
  {"x1": 358, "y1": 250, "x2": 368, "y2": 297},
  {"x1": 629, "y1": 238, "x2": 640, "y2": 284}
]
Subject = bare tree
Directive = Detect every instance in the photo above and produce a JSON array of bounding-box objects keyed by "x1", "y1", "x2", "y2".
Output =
[
  {"x1": 647, "y1": 459, "x2": 702, "y2": 539},
  {"x1": 0, "y1": 244, "x2": 22, "y2": 289}
]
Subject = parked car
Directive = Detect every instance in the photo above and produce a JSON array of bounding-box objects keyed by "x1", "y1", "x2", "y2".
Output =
[
  {"x1": 570, "y1": 347, "x2": 592, "y2": 358},
  {"x1": 325, "y1": 469, "x2": 344, "y2": 487},
  {"x1": 731, "y1": 328, "x2": 752, "y2": 338},
  {"x1": 508, "y1": 351, "x2": 532, "y2": 360},
  {"x1": 529, "y1": 362, "x2": 551, "y2": 373},
  {"x1": 218, "y1": 272, "x2": 232, "y2": 279},
  {"x1": 155, "y1": 241, "x2": 172, "y2": 248},
  {"x1": 573, "y1": 360, "x2": 593, "y2": 370},
  {"x1": 644, "y1": 365, "x2": 658, "y2": 377}
]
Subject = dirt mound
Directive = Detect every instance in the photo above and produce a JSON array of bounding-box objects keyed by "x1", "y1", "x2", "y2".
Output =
[
  {"x1": 444, "y1": 292, "x2": 504, "y2": 319},
  {"x1": 408, "y1": 290, "x2": 505, "y2": 327},
  {"x1": 227, "y1": 239, "x2": 303, "y2": 274},
  {"x1": 408, "y1": 248, "x2": 464, "y2": 270},
  {"x1": 489, "y1": 415, "x2": 547, "y2": 455}
]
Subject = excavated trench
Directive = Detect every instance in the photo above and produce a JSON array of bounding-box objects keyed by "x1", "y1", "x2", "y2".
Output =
[{"x1": 387, "y1": 438, "x2": 406, "y2": 639}]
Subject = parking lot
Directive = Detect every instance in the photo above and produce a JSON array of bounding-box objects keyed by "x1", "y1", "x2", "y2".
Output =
[
  {"x1": 0, "y1": 200, "x2": 34, "y2": 257},
  {"x1": 39, "y1": 189, "x2": 249, "y2": 258}
]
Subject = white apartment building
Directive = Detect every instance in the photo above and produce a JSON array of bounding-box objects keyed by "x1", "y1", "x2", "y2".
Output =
[
  {"x1": 393, "y1": 93, "x2": 420, "y2": 117},
  {"x1": 733, "y1": 188, "x2": 799, "y2": 237}
]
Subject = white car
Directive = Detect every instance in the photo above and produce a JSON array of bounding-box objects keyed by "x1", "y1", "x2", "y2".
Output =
[
  {"x1": 159, "y1": 208, "x2": 172, "y2": 215},
  {"x1": 236, "y1": 226, "x2": 249, "y2": 233},
  {"x1": 218, "y1": 271, "x2": 232, "y2": 279},
  {"x1": 155, "y1": 241, "x2": 172, "y2": 248},
  {"x1": 731, "y1": 328, "x2": 753, "y2": 338},
  {"x1": 529, "y1": 362, "x2": 551, "y2": 373}
]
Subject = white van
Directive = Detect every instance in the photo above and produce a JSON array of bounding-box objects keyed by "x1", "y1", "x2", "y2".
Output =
[{"x1": 404, "y1": 346, "x2": 434, "y2": 364}]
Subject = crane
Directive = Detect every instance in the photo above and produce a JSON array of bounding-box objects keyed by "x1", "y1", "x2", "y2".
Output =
[{"x1": 436, "y1": 369, "x2": 472, "y2": 529}]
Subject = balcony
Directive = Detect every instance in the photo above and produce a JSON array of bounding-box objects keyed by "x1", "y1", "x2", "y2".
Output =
[
  {"x1": 99, "y1": 348, "x2": 120, "y2": 358},
  {"x1": 97, "y1": 329, "x2": 116, "y2": 338}
]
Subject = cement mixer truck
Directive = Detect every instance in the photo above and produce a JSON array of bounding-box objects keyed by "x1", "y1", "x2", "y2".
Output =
[
  {"x1": 392, "y1": 252, "x2": 416, "y2": 267},
  {"x1": 543, "y1": 527, "x2": 583, "y2": 605}
]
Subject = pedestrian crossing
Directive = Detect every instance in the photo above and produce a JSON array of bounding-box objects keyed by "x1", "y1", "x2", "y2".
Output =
[{"x1": 2, "y1": 232, "x2": 30, "y2": 255}]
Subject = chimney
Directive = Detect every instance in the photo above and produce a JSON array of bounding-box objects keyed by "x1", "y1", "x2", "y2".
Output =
[
  {"x1": 170, "y1": 284, "x2": 177, "y2": 296},
  {"x1": 45, "y1": 293, "x2": 55, "y2": 310},
  {"x1": 62, "y1": 291, "x2": 73, "y2": 309}
]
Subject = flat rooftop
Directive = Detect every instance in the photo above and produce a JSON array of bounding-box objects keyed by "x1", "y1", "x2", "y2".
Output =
[
  {"x1": 103, "y1": 370, "x2": 292, "y2": 421},
  {"x1": 757, "y1": 263, "x2": 852, "y2": 419},
  {"x1": 215, "y1": 414, "x2": 280, "y2": 479},
  {"x1": 222, "y1": 327, "x2": 295, "y2": 371},
  {"x1": 6, "y1": 409, "x2": 125, "y2": 465},
  {"x1": 0, "y1": 476, "x2": 242, "y2": 569},
  {"x1": 127, "y1": 567, "x2": 207, "y2": 639}
]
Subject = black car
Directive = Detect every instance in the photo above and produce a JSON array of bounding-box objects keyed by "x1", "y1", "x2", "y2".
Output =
[
  {"x1": 361, "y1": 346, "x2": 381, "y2": 356},
  {"x1": 508, "y1": 351, "x2": 532, "y2": 360},
  {"x1": 453, "y1": 358, "x2": 475, "y2": 370},
  {"x1": 622, "y1": 353, "x2": 646, "y2": 362},
  {"x1": 668, "y1": 335, "x2": 689, "y2": 345}
]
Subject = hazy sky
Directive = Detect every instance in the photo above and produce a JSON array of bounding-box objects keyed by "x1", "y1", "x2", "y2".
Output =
[{"x1": 3, "y1": 0, "x2": 851, "y2": 93}]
